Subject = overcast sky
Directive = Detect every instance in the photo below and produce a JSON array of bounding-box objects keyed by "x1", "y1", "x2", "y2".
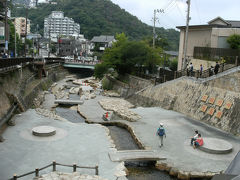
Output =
[{"x1": 111, "y1": 0, "x2": 240, "y2": 30}]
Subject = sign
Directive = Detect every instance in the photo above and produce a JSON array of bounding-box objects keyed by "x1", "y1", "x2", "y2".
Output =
[
  {"x1": 216, "y1": 99, "x2": 224, "y2": 107},
  {"x1": 201, "y1": 95, "x2": 208, "y2": 102},
  {"x1": 225, "y1": 102, "x2": 232, "y2": 110},
  {"x1": 207, "y1": 108, "x2": 215, "y2": 116},
  {"x1": 208, "y1": 97, "x2": 215, "y2": 104},
  {"x1": 216, "y1": 111, "x2": 223, "y2": 119},
  {"x1": 200, "y1": 105, "x2": 208, "y2": 112},
  {"x1": 5, "y1": 40, "x2": 8, "y2": 50}
]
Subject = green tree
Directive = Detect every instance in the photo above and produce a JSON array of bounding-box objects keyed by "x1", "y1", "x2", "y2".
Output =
[
  {"x1": 94, "y1": 63, "x2": 109, "y2": 79},
  {"x1": 12, "y1": 0, "x2": 179, "y2": 50},
  {"x1": 227, "y1": 34, "x2": 240, "y2": 49},
  {"x1": 100, "y1": 33, "x2": 162, "y2": 75},
  {"x1": 169, "y1": 58, "x2": 178, "y2": 71}
]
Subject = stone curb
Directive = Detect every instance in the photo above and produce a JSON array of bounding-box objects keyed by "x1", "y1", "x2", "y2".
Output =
[
  {"x1": 156, "y1": 161, "x2": 220, "y2": 180},
  {"x1": 77, "y1": 104, "x2": 220, "y2": 180}
]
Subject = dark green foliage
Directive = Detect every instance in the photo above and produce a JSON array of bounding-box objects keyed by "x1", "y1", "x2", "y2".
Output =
[
  {"x1": 227, "y1": 34, "x2": 240, "y2": 49},
  {"x1": 95, "y1": 33, "x2": 162, "y2": 77},
  {"x1": 102, "y1": 76, "x2": 113, "y2": 90},
  {"x1": 169, "y1": 58, "x2": 178, "y2": 71},
  {"x1": 94, "y1": 63, "x2": 109, "y2": 79},
  {"x1": 12, "y1": 0, "x2": 179, "y2": 50},
  {"x1": 8, "y1": 20, "x2": 26, "y2": 56}
]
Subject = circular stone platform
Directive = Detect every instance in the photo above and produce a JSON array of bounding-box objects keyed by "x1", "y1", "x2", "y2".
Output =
[
  {"x1": 199, "y1": 138, "x2": 233, "y2": 154},
  {"x1": 32, "y1": 126, "x2": 56, "y2": 137}
]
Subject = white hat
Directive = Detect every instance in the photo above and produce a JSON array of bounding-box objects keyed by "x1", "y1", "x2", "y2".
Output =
[{"x1": 159, "y1": 123, "x2": 163, "y2": 126}]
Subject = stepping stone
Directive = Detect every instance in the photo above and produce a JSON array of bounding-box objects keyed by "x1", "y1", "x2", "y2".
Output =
[
  {"x1": 54, "y1": 99, "x2": 84, "y2": 105},
  {"x1": 32, "y1": 126, "x2": 56, "y2": 137},
  {"x1": 199, "y1": 138, "x2": 233, "y2": 154}
]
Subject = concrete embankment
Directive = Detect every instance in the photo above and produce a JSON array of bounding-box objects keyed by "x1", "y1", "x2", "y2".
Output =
[
  {"x1": 127, "y1": 68, "x2": 240, "y2": 135},
  {"x1": 0, "y1": 64, "x2": 68, "y2": 123}
]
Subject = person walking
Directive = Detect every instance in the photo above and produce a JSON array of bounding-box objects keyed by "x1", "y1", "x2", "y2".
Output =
[
  {"x1": 189, "y1": 63, "x2": 193, "y2": 76},
  {"x1": 157, "y1": 123, "x2": 166, "y2": 147},
  {"x1": 214, "y1": 62, "x2": 220, "y2": 75},
  {"x1": 200, "y1": 64, "x2": 203, "y2": 77}
]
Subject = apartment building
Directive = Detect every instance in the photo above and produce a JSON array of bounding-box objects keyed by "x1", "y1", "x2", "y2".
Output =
[
  {"x1": 44, "y1": 11, "x2": 80, "y2": 42},
  {"x1": 14, "y1": 17, "x2": 31, "y2": 37}
]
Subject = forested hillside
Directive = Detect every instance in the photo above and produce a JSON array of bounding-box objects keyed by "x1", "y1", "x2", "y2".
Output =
[{"x1": 12, "y1": 0, "x2": 179, "y2": 50}]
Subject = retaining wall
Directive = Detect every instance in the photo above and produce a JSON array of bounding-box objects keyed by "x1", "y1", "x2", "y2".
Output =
[
  {"x1": 128, "y1": 70, "x2": 240, "y2": 135},
  {"x1": 107, "y1": 75, "x2": 153, "y2": 97},
  {"x1": 0, "y1": 65, "x2": 67, "y2": 119}
]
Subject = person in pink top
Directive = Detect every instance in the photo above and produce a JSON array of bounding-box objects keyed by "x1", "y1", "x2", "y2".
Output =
[{"x1": 193, "y1": 134, "x2": 204, "y2": 149}]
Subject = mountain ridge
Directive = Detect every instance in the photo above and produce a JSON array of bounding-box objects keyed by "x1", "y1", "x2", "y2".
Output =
[{"x1": 12, "y1": 0, "x2": 179, "y2": 50}]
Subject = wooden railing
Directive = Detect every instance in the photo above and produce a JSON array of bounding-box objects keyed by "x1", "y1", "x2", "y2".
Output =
[{"x1": 8, "y1": 161, "x2": 99, "y2": 180}]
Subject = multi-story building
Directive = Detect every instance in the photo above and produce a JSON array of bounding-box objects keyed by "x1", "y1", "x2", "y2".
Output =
[
  {"x1": 44, "y1": 11, "x2": 80, "y2": 42},
  {"x1": 14, "y1": 17, "x2": 31, "y2": 37},
  {"x1": 177, "y1": 17, "x2": 240, "y2": 70}
]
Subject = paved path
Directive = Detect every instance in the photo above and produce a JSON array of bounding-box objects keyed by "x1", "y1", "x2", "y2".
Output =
[
  {"x1": 79, "y1": 96, "x2": 240, "y2": 173},
  {"x1": 0, "y1": 110, "x2": 120, "y2": 180}
]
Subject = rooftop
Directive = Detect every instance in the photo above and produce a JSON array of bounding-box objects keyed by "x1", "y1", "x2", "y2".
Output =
[
  {"x1": 91, "y1": 35, "x2": 115, "y2": 43},
  {"x1": 177, "y1": 17, "x2": 240, "y2": 29}
]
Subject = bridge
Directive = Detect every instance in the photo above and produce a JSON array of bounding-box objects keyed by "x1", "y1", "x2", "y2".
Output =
[
  {"x1": 63, "y1": 60, "x2": 99, "y2": 69},
  {"x1": 0, "y1": 57, "x2": 99, "y2": 75},
  {"x1": 108, "y1": 150, "x2": 166, "y2": 162}
]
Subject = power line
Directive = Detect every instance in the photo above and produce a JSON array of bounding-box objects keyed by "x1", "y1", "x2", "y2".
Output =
[
  {"x1": 176, "y1": 1, "x2": 185, "y2": 19},
  {"x1": 194, "y1": 0, "x2": 202, "y2": 24}
]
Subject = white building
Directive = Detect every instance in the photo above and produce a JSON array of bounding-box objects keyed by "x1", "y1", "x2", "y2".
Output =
[{"x1": 44, "y1": 11, "x2": 80, "y2": 42}]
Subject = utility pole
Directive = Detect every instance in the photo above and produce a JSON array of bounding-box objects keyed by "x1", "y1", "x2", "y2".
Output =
[
  {"x1": 24, "y1": 7, "x2": 28, "y2": 57},
  {"x1": 4, "y1": 0, "x2": 8, "y2": 54},
  {"x1": 15, "y1": 24, "x2": 17, "y2": 57},
  {"x1": 182, "y1": 0, "x2": 191, "y2": 69},
  {"x1": 152, "y1": 9, "x2": 164, "y2": 48},
  {"x1": 48, "y1": 22, "x2": 51, "y2": 58}
]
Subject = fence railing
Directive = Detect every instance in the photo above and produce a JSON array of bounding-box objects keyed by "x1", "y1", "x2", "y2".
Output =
[
  {"x1": 0, "y1": 57, "x2": 65, "y2": 71},
  {"x1": 193, "y1": 46, "x2": 240, "y2": 64},
  {"x1": 136, "y1": 61, "x2": 239, "y2": 85},
  {"x1": 8, "y1": 161, "x2": 98, "y2": 180},
  {"x1": 0, "y1": 58, "x2": 34, "y2": 69}
]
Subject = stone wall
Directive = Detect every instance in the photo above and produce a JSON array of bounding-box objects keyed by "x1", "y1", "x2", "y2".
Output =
[
  {"x1": 205, "y1": 68, "x2": 240, "y2": 93},
  {"x1": 106, "y1": 75, "x2": 153, "y2": 98},
  {"x1": 0, "y1": 65, "x2": 67, "y2": 119},
  {"x1": 129, "y1": 76, "x2": 240, "y2": 135}
]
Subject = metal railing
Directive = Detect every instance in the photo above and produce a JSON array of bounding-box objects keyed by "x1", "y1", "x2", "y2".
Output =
[
  {"x1": 194, "y1": 46, "x2": 240, "y2": 63},
  {"x1": 64, "y1": 59, "x2": 99, "y2": 65},
  {"x1": 0, "y1": 58, "x2": 34, "y2": 69},
  {"x1": 136, "y1": 61, "x2": 240, "y2": 85},
  {"x1": 8, "y1": 161, "x2": 99, "y2": 180}
]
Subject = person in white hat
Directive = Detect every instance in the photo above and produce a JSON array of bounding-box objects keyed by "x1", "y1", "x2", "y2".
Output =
[{"x1": 156, "y1": 123, "x2": 166, "y2": 147}]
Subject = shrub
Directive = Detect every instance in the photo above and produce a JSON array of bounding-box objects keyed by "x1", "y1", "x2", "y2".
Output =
[{"x1": 102, "y1": 76, "x2": 113, "y2": 90}]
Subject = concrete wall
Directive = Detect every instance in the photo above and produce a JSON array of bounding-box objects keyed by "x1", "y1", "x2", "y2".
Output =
[
  {"x1": 129, "y1": 74, "x2": 240, "y2": 135},
  {"x1": 211, "y1": 28, "x2": 240, "y2": 48},
  {"x1": 178, "y1": 28, "x2": 212, "y2": 70},
  {"x1": 178, "y1": 27, "x2": 240, "y2": 70},
  {"x1": 190, "y1": 58, "x2": 217, "y2": 71},
  {"x1": 107, "y1": 75, "x2": 153, "y2": 98},
  {"x1": 207, "y1": 70, "x2": 240, "y2": 93},
  {"x1": 0, "y1": 65, "x2": 67, "y2": 119}
]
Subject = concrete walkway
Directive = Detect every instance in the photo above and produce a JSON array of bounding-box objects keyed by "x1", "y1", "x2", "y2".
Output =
[
  {"x1": 0, "y1": 109, "x2": 121, "y2": 180},
  {"x1": 79, "y1": 96, "x2": 240, "y2": 173}
]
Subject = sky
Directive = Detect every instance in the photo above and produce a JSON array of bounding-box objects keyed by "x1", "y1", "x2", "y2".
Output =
[{"x1": 111, "y1": 0, "x2": 240, "y2": 30}]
